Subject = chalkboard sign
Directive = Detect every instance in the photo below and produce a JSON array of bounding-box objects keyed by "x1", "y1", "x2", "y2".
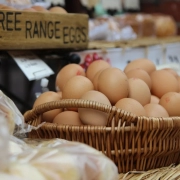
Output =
[{"x1": 0, "y1": 9, "x2": 88, "y2": 50}]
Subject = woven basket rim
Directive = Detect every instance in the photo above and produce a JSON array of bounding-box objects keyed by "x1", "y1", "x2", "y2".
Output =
[{"x1": 24, "y1": 99, "x2": 180, "y2": 129}]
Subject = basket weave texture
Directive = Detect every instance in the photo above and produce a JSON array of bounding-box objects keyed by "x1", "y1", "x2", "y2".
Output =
[{"x1": 24, "y1": 99, "x2": 180, "y2": 173}]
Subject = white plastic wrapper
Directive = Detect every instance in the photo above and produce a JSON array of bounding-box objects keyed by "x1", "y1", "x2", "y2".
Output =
[
  {"x1": 0, "y1": 90, "x2": 43, "y2": 138},
  {"x1": 0, "y1": 112, "x2": 9, "y2": 171},
  {"x1": 6, "y1": 138, "x2": 119, "y2": 180},
  {"x1": 89, "y1": 18, "x2": 137, "y2": 41},
  {"x1": 0, "y1": 0, "x2": 32, "y2": 9}
]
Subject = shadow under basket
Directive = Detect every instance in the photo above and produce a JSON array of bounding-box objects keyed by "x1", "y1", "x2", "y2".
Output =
[{"x1": 24, "y1": 99, "x2": 180, "y2": 173}]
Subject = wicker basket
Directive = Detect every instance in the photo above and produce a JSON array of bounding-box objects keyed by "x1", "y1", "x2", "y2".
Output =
[{"x1": 24, "y1": 99, "x2": 180, "y2": 173}]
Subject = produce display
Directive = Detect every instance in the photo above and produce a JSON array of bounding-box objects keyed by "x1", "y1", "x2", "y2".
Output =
[
  {"x1": 89, "y1": 13, "x2": 177, "y2": 41},
  {"x1": 33, "y1": 58, "x2": 180, "y2": 126}
]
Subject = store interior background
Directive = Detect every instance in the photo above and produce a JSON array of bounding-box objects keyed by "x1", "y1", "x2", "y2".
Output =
[{"x1": 1, "y1": 0, "x2": 179, "y2": 114}]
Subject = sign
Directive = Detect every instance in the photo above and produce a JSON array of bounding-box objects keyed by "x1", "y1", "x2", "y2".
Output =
[
  {"x1": 165, "y1": 43, "x2": 180, "y2": 65},
  {"x1": 0, "y1": 9, "x2": 88, "y2": 50},
  {"x1": 147, "y1": 45, "x2": 164, "y2": 66},
  {"x1": 121, "y1": 47, "x2": 145, "y2": 69},
  {"x1": 8, "y1": 51, "x2": 54, "y2": 81}
]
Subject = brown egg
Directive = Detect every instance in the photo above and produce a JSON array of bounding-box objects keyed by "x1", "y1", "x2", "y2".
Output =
[
  {"x1": 124, "y1": 58, "x2": 156, "y2": 75},
  {"x1": 0, "y1": 4, "x2": 4, "y2": 8},
  {"x1": 115, "y1": 98, "x2": 147, "y2": 116},
  {"x1": 33, "y1": 91, "x2": 62, "y2": 122},
  {"x1": 144, "y1": 104, "x2": 169, "y2": 117},
  {"x1": 62, "y1": 76, "x2": 94, "y2": 99},
  {"x1": 151, "y1": 70, "x2": 179, "y2": 98},
  {"x1": 23, "y1": 8, "x2": 36, "y2": 12},
  {"x1": 92, "y1": 69, "x2": 104, "y2": 90},
  {"x1": 57, "y1": 91, "x2": 62, "y2": 99},
  {"x1": 150, "y1": 95, "x2": 160, "y2": 104},
  {"x1": 128, "y1": 78, "x2": 151, "y2": 106},
  {"x1": 56, "y1": 64, "x2": 85, "y2": 91},
  {"x1": 78, "y1": 90, "x2": 111, "y2": 126},
  {"x1": 86, "y1": 60, "x2": 110, "y2": 81},
  {"x1": 126, "y1": 68, "x2": 152, "y2": 89},
  {"x1": 49, "y1": 6, "x2": 67, "y2": 13},
  {"x1": 159, "y1": 92, "x2": 180, "y2": 116},
  {"x1": 178, "y1": 76, "x2": 180, "y2": 91},
  {"x1": 53, "y1": 111, "x2": 82, "y2": 125},
  {"x1": 98, "y1": 68, "x2": 129, "y2": 105},
  {"x1": 32, "y1": 6, "x2": 48, "y2": 12},
  {"x1": 0, "y1": 5, "x2": 16, "y2": 10},
  {"x1": 163, "y1": 68, "x2": 178, "y2": 79}
]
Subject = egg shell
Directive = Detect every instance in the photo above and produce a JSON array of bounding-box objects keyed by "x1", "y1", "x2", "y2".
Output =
[
  {"x1": 86, "y1": 60, "x2": 110, "y2": 81},
  {"x1": 62, "y1": 76, "x2": 94, "y2": 99},
  {"x1": 92, "y1": 69, "x2": 104, "y2": 90},
  {"x1": 78, "y1": 90, "x2": 111, "y2": 126},
  {"x1": 23, "y1": 8, "x2": 36, "y2": 12},
  {"x1": 150, "y1": 95, "x2": 160, "y2": 104},
  {"x1": 53, "y1": 111, "x2": 82, "y2": 125},
  {"x1": 177, "y1": 76, "x2": 180, "y2": 91},
  {"x1": 163, "y1": 68, "x2": 179, "y2": 79},
  {"x1": 98, "y1": 68, "x2": 129, "y2": 105},
  {"x1": 49, "y1": 6, "x2": 67, "y2": 13},
  {"x1": 57, "y1": 91, "x2": 62, "y2": 99},
  {"x1": 33, "y1": 91, "x2": 62, "y2": 122},
  {"x1": 124, "y1": 58, "x2": 156, "y2": 75},
  {"x1": 151, "y1": 70, "x2": 179, "y2": 98},
  {"x1": 0, "y1": 5, "x2": 16, "y2": 10},
  {"x1": 128, "y1": 78, "x2": 151, "y2": 106},
  {"x1": 56, "y1": 64, "x2": 85, "y2": 91},
  {"x1": 32, "y1": 6, "x2": 49, "y2": 12},
  {"x1": 144, "y1": 104, "x2": 169, "y2": 117},
  {"x1": 115, "y1": 98, "x2": 147, "y2": 116},
  {"x1": 159, "y1": 92, "x2": 180, "y2": 116},
  {"x1": 126, "y1": 68, "x2": 152, "y2": 90}
]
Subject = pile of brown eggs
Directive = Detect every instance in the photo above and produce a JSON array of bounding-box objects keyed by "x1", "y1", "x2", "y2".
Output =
[
  {"x1": 0, "y1": 4, "x2": 67, "y2": 13},
  {"x1": 33, "y1": 59, "x2": 180, "y2": 126}
]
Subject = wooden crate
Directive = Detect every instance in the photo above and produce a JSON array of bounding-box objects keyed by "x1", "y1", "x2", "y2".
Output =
[{"x1": 0, "y1": 9, "x2": 88, "y2": 50}]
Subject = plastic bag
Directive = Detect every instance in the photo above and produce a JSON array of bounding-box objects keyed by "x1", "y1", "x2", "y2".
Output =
[
  {"x1": 7, "y1": 138, "x2": 119, "y2": 180},
  {"x1": 0, "y1": 0, "x2": 32, "y2": 9},
  {"x1": 0, "y1": 112, "x2": 9, "y2": 171},
  {"x1": 0, "y1": 90, "x2": 43, "y2": 138}
]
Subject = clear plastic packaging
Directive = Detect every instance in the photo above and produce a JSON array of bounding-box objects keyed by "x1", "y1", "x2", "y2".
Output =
[
  {"x1": 0, "y1": 0, "x2": 32, "y2": 9},
  {"x1": 89, "y1": 16, "x2": 137, "y2": 41},
  {"x1": 0, "y1": 90, "x2": 43, "y2": 138},
  {"x1": 7, "y1": 138, "x2": 119, "y2": 180}
]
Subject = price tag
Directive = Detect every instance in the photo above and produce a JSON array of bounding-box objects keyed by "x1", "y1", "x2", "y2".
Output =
[
  {"x1": 121, "y1": 47, "x2": 145, "y2": 70},
  {"x1": 166, "y1": 43, "x2": 180, "y2": 65},
  {"x1": 101, "y1": 0, "x2": 122, "y2": 11},
  {"x1": 101, "y1": 48, "x2": 124, "y2": 70},
  {"x1": 147, "y1": 45, "x2": 164, "y2": 67},
  {"x1": 8, "y1": 51, "x2": 54, "y2": 81}
]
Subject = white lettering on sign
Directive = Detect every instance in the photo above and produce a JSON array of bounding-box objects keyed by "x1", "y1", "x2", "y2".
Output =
[{"x1": 8, "y1": 51, "x2": 54, "y2": 81}]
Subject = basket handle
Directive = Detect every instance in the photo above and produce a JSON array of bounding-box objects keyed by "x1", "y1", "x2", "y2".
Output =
[{"x1": 24, "y1": 99, "x2": 112, "y2": 122}]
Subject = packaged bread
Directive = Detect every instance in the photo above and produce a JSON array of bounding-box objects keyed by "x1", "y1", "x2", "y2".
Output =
[
  {"x1": 152, "y1": 14, "x2": 177, "y2": 37},
  {"x1": 115, "y1": 13, "x2": 155, "y2": 38}
]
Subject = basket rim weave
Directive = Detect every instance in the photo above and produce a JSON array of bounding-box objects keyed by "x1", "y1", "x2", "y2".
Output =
[{"x1": 24, "y1": 99, "x2": 180, "y2": 129}]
